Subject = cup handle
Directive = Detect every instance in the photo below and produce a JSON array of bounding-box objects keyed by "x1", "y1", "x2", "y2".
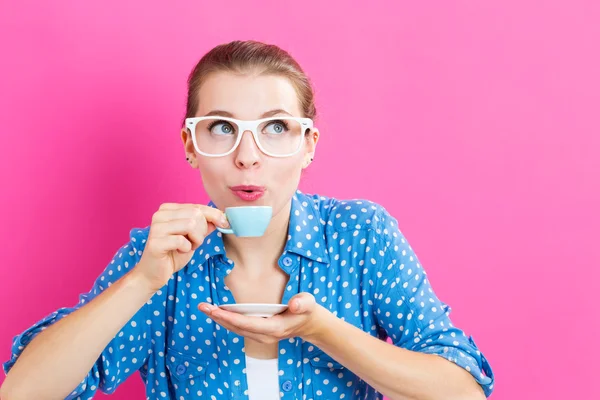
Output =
[{"x1": 216, "y1": 227, "x2": 234, "y2": 235}]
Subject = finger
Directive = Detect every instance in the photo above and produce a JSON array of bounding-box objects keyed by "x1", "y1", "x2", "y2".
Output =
[
  {"x1": 207, "y1": 314, "x2": 274, "y2": 343},
  {"x1": 289, "y1": 293, "x2": 316, "y2": 314},
  {"x1": 151, "y1": 219, "x2": 203, "y2": 236},
  {"x1": 156, "y1": 203, "x2": 229, "y2": 228},
  {"x1": 152, "y1": 208, "x2": 205, "y2": 223},
  {"x1": 153, "y1": 218, "x2": 206, "y2": 250},
  {"x1": 211, "y1": 309, "x2": 283, "y2": 336},
  {"x1": 198, "y1": 304, "x2": 279, "y2": 335},
  {"x1": 193, "y1": 205, "x2": 229, "y2": 230},
  {"x1": 158, "y1": 203, "x2": 201, "y2": 211},
  {"x1": 153, "y1": 234, "x2": 192, "y2": 254}
]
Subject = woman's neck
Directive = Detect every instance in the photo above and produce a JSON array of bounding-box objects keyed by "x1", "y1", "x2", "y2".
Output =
[{"x1": 222, "y1": 201, "x2": 291, "y2": 276}]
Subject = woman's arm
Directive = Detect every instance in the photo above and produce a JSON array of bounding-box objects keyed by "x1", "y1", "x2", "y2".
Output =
[
  {"x1": 324, "y1": 208, "x2": 493, "y2": 399},
  {"x1": 307, "y1": 307, "x2": 486, "y2": 400},
  {"x1": 302, "y1": 206, "x2": 493, "y2": 400},
  {"x1": 0, "y1": 267, "x2": 155, "y2": 400}
]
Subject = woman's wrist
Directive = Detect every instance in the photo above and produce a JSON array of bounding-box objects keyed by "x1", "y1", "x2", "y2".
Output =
[
  {"x1": 300, "y1": 304, "x2": 336, "y2": 344},
  {"x1": 126, "y1": 266, "x2": 160, "y2": 298}
]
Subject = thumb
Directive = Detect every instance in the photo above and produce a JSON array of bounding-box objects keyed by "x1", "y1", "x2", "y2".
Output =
[{"x1": 290, "y1": 292, "x2": 316, "y2": 314}]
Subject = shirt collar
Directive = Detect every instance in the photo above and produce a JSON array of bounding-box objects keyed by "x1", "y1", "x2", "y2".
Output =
[
  {"x1": 284, "y1": 190, "x2": 330, "y2": 264},
  {"x1": 185, "y1": 190, "x2": 330, "y2": 274}
]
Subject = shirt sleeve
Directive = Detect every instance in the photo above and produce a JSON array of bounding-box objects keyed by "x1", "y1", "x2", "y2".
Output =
[
  {"x1": 2, "y1": 227, "x2": 152, "y2": 399},
  {"x1": 372, "y1": 213, "x2": 495, "y2": 397}
]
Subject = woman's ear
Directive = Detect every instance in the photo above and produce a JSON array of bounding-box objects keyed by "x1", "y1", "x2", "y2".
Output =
[
  {"x1": 303, "y1": 128, "x2": 319, "y2": 168},
  {"x1": 181, "y1": 128, "x2": 198, "y2": 168},
  {"x1": 307, "y1": 128, "x2": 320, "y2": 152}
]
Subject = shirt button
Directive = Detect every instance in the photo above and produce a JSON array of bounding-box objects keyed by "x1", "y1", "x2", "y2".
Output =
[
  {"x1": 282, "y1": 257, "x2": 293, "y2": 267},
  {"x1": 282, "y1": 380, "x2": 293, "y2": 392},
  {"x1": 176, "y1": 364, "x2": 186, "y2": 375}
]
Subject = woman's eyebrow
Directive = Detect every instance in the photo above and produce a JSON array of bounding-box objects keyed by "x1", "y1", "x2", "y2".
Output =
[
  {"x1": 204, "y1": 110, "x2": 235, "y2": 117},
  {"x1": 202, "y1": 109, "x2": 293, "y2": 118},
  {"x1": 260, "y1": 109, "x2": 293, "y2": 118}
]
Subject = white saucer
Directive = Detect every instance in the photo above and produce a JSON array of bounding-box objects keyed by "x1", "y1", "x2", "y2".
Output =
[{"x1": 218, "y1": 303, "x2": 288, "y2": 318}]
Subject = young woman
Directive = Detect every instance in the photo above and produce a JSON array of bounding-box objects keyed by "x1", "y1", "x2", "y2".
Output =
[{"x1": 1, "y1": 40, "x2": 494, "y2": 400}]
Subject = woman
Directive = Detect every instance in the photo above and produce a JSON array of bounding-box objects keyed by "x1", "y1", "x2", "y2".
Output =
[{"x1": 1, "y1": 40, "x2": 494, "y2": 400}]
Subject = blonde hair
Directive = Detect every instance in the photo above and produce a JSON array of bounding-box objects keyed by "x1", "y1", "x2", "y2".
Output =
[{"x1": 183, "y1": 40, "x2": 317, "y2": 126}]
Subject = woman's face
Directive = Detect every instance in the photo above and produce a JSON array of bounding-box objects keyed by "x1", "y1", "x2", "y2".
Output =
[{"x1": 181, "y1": 71, "x2": 318, "y2": 219}]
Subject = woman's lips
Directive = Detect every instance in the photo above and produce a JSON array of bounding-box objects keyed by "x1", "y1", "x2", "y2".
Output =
[{"x1": 230, "y1": 185, "x2": 265, "y2": 201}]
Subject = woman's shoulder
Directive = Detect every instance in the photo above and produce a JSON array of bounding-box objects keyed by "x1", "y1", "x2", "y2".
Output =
[{"x1": 297, "y1": 191, "x2": 399, "y2": 236}]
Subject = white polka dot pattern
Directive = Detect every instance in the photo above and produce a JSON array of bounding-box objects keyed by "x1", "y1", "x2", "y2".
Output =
[{"x1": 2, "y1": 191, "x2": 494, "y2": 399}]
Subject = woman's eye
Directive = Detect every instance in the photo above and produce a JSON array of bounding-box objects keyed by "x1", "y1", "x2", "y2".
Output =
[
  {"x1": 211, "y1": 122, "x2": 234, "y2": 135},
  {"x1": 265, "y1": 121, "x2": 287, "y2": 135}
]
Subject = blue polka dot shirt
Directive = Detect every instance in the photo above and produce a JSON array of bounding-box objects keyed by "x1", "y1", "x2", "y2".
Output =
[{"x1": 3, "y1": 191, "x2": 494, "y2": 399}]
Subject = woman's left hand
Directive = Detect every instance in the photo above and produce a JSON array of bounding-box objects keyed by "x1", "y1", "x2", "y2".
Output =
[{"x1": 198, "y1": 293, "x2": 327, "y2": 343}]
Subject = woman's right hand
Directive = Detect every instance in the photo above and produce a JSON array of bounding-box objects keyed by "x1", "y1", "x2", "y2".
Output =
[{"x1": 134, "y1": 203, "x2": 229, "y2": 292}]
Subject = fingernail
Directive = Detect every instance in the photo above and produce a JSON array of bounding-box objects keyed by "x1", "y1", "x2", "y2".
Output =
[
  {"x1": 221, "y1": 215, "x2": 229, "y2": 227},
  {"x1": 200, "y1": 304, "x2": 212, "y2": 313}
]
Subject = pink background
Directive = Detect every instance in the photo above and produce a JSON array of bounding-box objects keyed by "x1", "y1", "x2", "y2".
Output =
[{"x1": 1, "y1": 1, "x2": 599, "y2": 399}]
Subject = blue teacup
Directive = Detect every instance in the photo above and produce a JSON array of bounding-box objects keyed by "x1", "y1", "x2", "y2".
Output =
[{"x1": 216, "y1": 206, "x2": 273, "y2": 237}]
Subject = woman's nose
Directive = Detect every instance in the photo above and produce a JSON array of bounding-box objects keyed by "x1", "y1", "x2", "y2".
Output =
[{"x1": 234, "y1": 130, "x2": 261, "y2": 168}]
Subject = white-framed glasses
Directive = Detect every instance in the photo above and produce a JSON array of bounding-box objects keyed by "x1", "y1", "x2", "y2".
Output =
[{"x1": 184, "y1": 116, "x2": 314, "y2": 158}]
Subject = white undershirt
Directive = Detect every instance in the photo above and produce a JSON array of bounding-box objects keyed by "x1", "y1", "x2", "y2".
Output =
[{"x1": 245, "y1": 355, "x2": 280, "y2": 400}]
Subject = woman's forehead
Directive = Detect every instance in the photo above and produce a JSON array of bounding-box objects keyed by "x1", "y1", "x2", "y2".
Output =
[{"x1": 195, "y1": 71, "x2": 303, "y2": 119}]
